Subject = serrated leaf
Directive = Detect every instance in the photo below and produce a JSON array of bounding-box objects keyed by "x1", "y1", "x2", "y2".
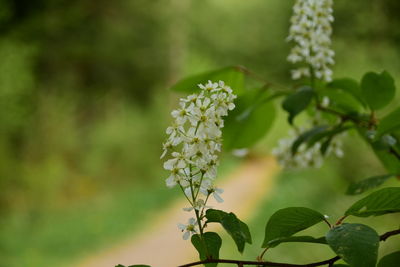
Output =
[
  {"x1": 291, "y1": 125, "x2": 329, "y2": 155},
  {"x1": 205, "y1": 209, "x2": 252, "y2": 253},
  {"x1": 377, "y1": 107, "x2": 400, "y2": 137},
  {"x1": 266, "y1": 235, "x2": 326, "y2": 248},
  {"x1": 282, "y1": 86, "x2": 314, "y2": 124},
  {"x1": 191, "y1": 232, "x2": 222, "y2": 267},
  {"x1": 361, "y1": 71, "x2": 396, "y2": 110},
  {"x1": 346, "y1": 187, "x2": 400, "y2": 217},
  {"x1": 170, "y1": 66, "x2": 244, "y2": 95},
  {"x1": 223, "y1": 89, "x2": 276, "y2": 149},
  {"x1": 262, "y1": 207, "x2": 325, "y2": 248},
  {"x1": 346, "y1": 174, "x2": 395, "y2": 195},
  {"x1": 378, "y1": 251, "x2": 400, "y2": 267},
  {"x1": 326, "y1": 223, "x2": 379, "y2": 267}
]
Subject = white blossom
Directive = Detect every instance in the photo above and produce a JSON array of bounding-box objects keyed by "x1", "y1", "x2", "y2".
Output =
[
  {"x1": 163, "y1": 80, "x2": 236, "y2": 238},
  {"x1": 287, "y1": 0, "x2": 334, "y2": 82},
  {"x1": 178, "y1": 218, "x2": 198, "y2": 240},
  {"x1": 272, "y1": 128, "x2": 344, "y2": 169}
]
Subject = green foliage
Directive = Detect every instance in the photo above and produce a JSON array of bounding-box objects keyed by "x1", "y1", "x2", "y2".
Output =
[
  {"x1": 346, "y1": 174, "x2": 395, "y2": 195},
  {"x1": 282, "y1": 86, "x2": 314, "y2": 124},
  {"x1": 170, "y1": 66, "x2": 245, "y2": 95},
  {"x1": 291, "y1": 125, "x2": 329, "y2": 155},
  {"x1": 223, "y1": 88, "x2": 276, "y2": 149},
  {"x1": 361, "y1": 71, "x2": 396, "y2": 110},
  {"x1": 265, "y1": 235, "x2": 326, "y2": 248},
  {"x1": 377, "y1": 107, "x2": 400, "y2": 137},
  {"x1": 262, "y1": 207, "x2": 325, "y2": 248},
  {"x1": 191, "y1": 232, "x2": 222, "y2": 267},
  {"x1": 328, "y1": 78, "x2": 365, "y2": 107},
  {"x1": 326, "y1": 223, "x2": 379, "y2": 267},
  {"x1": 378, "y1": 251, "x2": 400, "y2": 267},
  {"x1": 346, "y1": 187, "x2": 400, "y2": 217},
  {"x1": 205, "y1": 209, "x2": 252, "y2": 253}
]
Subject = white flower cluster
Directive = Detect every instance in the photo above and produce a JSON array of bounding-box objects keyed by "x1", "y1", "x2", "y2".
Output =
[
  {"x1": 162, "y1": 80, "x2": 236, "y2": 239},
  {"x1": 287, "y1": 0, "x2": 334, "y2": 82},
  {"x1": 272, "y1": 129, "x2": 344, "y2": 169}
]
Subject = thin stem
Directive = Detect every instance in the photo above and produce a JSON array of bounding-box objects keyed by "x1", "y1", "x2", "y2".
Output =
[
  {"x1": 335, "y1": 215, "x2": 347, "y2": 226},
  {"x1": 177, "y1": 229, "x2": 400, "y2": 267},
  {"x1": 178, "y1": 256, "x2": 340, "y2": 267},
  {"x1": 258, "y1": 247, "x2": 269, "y2": 262}
]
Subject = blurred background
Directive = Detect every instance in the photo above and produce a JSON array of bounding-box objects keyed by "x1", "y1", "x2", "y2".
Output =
[{"x1": 1, "y1": 0, "x2": 400, "y2": 266}]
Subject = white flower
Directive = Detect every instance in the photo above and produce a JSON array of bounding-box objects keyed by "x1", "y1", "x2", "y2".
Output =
[
  {"x1": 272, "y1": 127, "x2": 345, "y2": 169},
  {"x1": 178, "y1": 218, "x2": 198, "y2": 240},
  {"x1": 287, "y1": 0, "x2": 334, "y2": 82},
  {"x1": 162, "y1": 80, "x2": 236, "y2": 235}
]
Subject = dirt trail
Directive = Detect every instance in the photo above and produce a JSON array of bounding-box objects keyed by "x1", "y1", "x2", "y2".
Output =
[{"x1": 78, "y1": 156, "x2": 278, "y2": 267}]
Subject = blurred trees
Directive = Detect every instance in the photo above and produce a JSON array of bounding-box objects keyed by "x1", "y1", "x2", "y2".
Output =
[{"x1": 0, "y1": 0, "x2": 399, "y2": 219}]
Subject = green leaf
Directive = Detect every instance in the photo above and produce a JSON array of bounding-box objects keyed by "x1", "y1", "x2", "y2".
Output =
[
  {"x1": 291, "y1": 125, "x2": 329, "y2": 155},
  {"x1": 205, "y1": 209, "x2": 252, "y2": 253},
  {"x1": 191, "y1": 232, "x2": 222, "y2": 267},
  {"x1": 332, "y1": 265, "x2": 351, "y2": 267},
  {"x1": 361, "y1": 71, "x2": 396, "y2": 110},
  {"x1": 223, "y1": 88, "x2": 276, "y2": 149},
  {"x1": 378, "y1": 251, "x2": 400, "y2": 267},
  {"x1": 328, "y1": 78, "x2": 365, "y2": 107},
  {"x1": 346, "y1": 187, "x2": 400, "y2": 217},
  {"x1": 262, "y1": 207, "x2": 325, "y2": 248},
  {"x1": 377, "y1": 107, "x2": 400, "y2": 137},
  {"x1": 266, "y1": 235, "x2": 326, "y2": 248},
  {"x1": 322, "y1": 89, "x2": 364, "y2": 113},
  {"x1": 346, "y1": 174, "x2": 395, "y2": 195},
  {"x1": 307, "y1": 125, "x2": 352, "y2": 149},
  {"x1": 282, "y1": 86, "x2": 314, "y2": 124},
  {"x1": 170, "y1": 66, "x2": 245, "y2": 95},
  {"x1": 326, "y1": 223, "x2": 379, "y2": 267}
]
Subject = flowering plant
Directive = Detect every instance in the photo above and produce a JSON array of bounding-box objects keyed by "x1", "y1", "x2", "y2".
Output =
[{"x1": 123, "y1": 0, "x2": 400, "y2": 266}]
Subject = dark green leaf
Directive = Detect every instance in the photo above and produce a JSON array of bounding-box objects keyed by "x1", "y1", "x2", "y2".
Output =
[
  {"x1": 377, "y1": 108, "x2": 400, "y2": 137},
  {"x1": 378, "y1": 251, "x2": 400, "y2": 267},
  {"x1": 332, "y1": 265, "x2": 351, "y2": 267},
  {"x1": 282, "y1": 86, "x2": 314, "y2": 124},
  {"x1": 361, "y1": 71, "x2": 396, "y2": 110},
  {"x1": 291, "y1": 125, "x2": 329, "y2": 155},
  {"x1": 191, "y1": 232, "x2": 222, "y2": 267},
  {"x1": 307, "y1": 125, "x2": 352, "y2": 149},
  {"x1": 170, "y1": 66, "x2": 244, "y2": 95},
  {"x1": 326, "y1": 223, "x2": 379, "y2": 267},
  {"x1": 262, "y1": 207, "x2": 325, "y2": 248},
  {"x1": 322, "y1": 90, "x2": 364, "y2": 113},
  {"x1": 346, "y1": 174, "x2": 395, "y2": 195},
  {"x1": 328, "y1": 78, "x2": 366, "y2": 107},
  {"x1": 205, "y1": 209, "x2": 252, "y2": 253},
  {"x1": 223, "y1": 89, "x2": 276, "y2": 149},
  {"x1": 266, "y1": 235, "x2": 326, "y2": 248},
  {"x1": 345, "y1": 187, "x2": 400, "y2": 217}
]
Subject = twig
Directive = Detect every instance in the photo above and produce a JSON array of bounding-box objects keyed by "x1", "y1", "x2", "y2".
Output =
[{"x1": 178, "y1": 228, "x2": 400, "y2": 267}]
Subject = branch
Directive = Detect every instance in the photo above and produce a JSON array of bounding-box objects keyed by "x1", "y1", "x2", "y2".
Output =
[
  {"x1": 380, "y1": 229, "x2": 400, "y2": 241},
  {"x1": 178, "y1": 256, "x2": 340, "y2": 267},
  {"x1": 178, "y1": 228, "x2": 400, "y2": 267},
  {"x1": 388, "y1": 147, "x2": 400, "y2": 161}
]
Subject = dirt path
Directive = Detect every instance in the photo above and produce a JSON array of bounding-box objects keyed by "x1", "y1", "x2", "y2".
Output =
[{"x1": 78, "y1": 156, "x2": 278, "y2": 267}]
